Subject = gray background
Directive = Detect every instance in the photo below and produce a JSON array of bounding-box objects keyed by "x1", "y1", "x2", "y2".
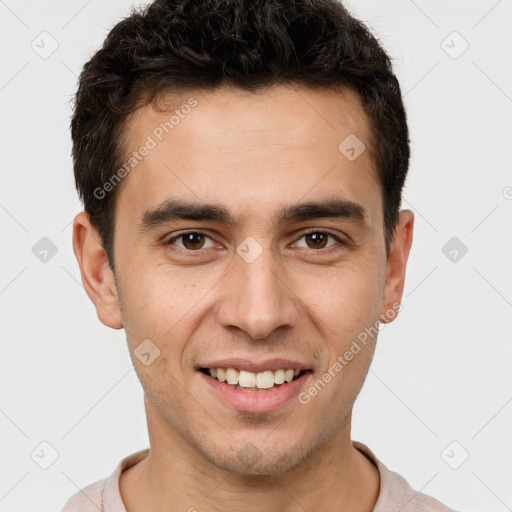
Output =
[{"x1": 1, "y1": 0, "x2": 511, "y2": 510}]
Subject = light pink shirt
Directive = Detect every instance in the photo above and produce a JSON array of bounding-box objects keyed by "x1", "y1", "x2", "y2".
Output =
[{"x1": 60, "y1": 441, "x2": 458, "y2": 511}]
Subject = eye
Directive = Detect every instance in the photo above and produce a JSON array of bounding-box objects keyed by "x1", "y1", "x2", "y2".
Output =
[
  {"x1": 294, "y1": 231, "x2": 342, "y2": 251},
  {"x1": 166, "y1": 231, "x2": 216, "y2": 251},
  {"x1": 165, "y1": 229, "x2": 345, "y2": 255}
]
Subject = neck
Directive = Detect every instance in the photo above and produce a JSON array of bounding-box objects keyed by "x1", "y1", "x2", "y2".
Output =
[{"x1": 120, "y1": 403, "x2": 380, "y2": 512}]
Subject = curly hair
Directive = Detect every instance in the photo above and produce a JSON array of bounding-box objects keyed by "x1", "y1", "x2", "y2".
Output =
[{"x1": 71, "y1": 0, "x2": 410, "y2": 270}]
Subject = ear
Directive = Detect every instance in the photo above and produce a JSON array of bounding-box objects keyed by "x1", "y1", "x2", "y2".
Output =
[
  {"x1": 72, "y1": 211, "x2": 123, "y2": 329},
  {"x1": 380, "y1": 209, "x2": 414, "y2": 323}
]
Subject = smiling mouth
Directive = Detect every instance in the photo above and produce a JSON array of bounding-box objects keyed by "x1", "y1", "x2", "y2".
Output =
[{"x1": 199, "y1": 367, "x2": 307, "y2": 392}]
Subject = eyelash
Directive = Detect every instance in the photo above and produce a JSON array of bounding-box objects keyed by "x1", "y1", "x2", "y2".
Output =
[{"x1": 165, "y1": 230, "x2": 345, "y2": 255}]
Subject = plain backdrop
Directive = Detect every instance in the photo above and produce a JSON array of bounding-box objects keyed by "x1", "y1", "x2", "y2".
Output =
[{"x1": 1, "y1": 1, "x2": 511, "y2": 511}]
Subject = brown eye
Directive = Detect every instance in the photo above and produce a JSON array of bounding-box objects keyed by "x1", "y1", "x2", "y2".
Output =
[
  {"x1": 304, "y1": 232, "x2": 329, "y2": 249},
  {"x1": 167, "y1": 232, "x2": 215, "y2": 251},
  {"x1": 181, "y1": 232, "x2": 205, "y2": 250},
  {"x1": 294, "y1": 231, "x2": 342, "y2": 251}
]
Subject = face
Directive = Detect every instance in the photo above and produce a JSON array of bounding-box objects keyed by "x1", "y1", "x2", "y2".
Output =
[{"x1": 74, "y1": 84, "x2": 413, "y2": 476}]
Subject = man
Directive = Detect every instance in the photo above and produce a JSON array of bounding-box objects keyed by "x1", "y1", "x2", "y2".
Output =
[{"x1": 62, "y1": 0, "x2": 457, "y2": 510}]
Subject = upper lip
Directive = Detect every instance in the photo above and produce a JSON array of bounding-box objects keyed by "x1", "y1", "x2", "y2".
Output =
[{"x1": 196, "y1": 358, "x2": 311, "y2": 373}]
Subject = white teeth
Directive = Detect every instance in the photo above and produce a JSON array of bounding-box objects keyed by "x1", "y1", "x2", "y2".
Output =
[
  {"x1": 238, "y1": 370, "x2": 256, "y2": 388},
  {"x1": 274, "y1": 369, "x2": 285, "y2": 385},
  {"x1": 226, "y1": 368, "x2": 239, "y2": 385},
  {"x1": 256, "y1": 370, "x2": 275, "y2": 389},
  {"x1": 207, "y1": 367, "x2": 302, "y2": 389},
  {"x1": 217, "y1": 368, "x2": 226, "y2": 382}
]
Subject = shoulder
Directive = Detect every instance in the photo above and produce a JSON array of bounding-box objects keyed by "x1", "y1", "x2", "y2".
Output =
[
  {"x1": 59, "y1": 449, "x2": 150, "y2": 512},
  {"x1": 353, "y1": 441, "x2": 460, "y2": 512},
  {"x1": 382, "y1": 467, "x2": 459, "y2": 511},
  {"x1": 60, "y1": 477, "x2": 106, "y2": 511}
]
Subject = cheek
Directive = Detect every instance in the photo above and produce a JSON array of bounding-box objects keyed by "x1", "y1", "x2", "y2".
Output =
[
  {"x1": 301, "y1": 274, "x2": 381, "y2": 407},
  {"x1": 301, "y1": 265, "x2": 383, "y2": 343},
  {"x1": 120, "y1": 268, "x2": 198, "y2": 323},
  {"x1": 117, "y1": 269, "x2": 214, "y2": 364}
]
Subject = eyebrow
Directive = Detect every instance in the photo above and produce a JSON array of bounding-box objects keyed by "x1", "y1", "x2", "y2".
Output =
[{"x1": 137, "y1": 196, "x2": 368, "y2": 232}]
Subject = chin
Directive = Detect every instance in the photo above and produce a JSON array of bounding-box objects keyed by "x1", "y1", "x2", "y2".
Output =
[
  {"x1": 204, "y1": 439, "x2": 312, "y2": 477},
  {"x1": 215, "y1": 456, "x2": 302, "y2": 477}
]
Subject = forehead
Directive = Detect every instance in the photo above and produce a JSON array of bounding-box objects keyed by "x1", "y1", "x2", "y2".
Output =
[{"x1": 116, "y1": 84, "x2": 381, "y2": 229}]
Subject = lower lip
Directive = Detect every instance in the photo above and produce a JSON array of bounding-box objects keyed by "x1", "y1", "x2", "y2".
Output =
[{"x1": 199, "y1": 371, "x2": 310, "y2": 413}]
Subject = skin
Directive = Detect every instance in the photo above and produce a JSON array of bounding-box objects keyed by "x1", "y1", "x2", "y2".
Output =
[{"x1": 73, "y1": 84, "x2": 414, "y2": 512}]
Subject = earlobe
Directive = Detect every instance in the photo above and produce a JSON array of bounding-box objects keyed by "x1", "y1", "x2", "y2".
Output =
[
  {"x1": 379, "y1": 209, "x2": 414, "y2": 324},
  {"x1": 72, "y1": 211, "x2": 123, "y2": 329}
]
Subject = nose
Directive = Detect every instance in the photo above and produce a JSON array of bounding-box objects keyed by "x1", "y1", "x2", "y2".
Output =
[{"x1": 215, "y1": 247, "x2": 300, "y2": 340}]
